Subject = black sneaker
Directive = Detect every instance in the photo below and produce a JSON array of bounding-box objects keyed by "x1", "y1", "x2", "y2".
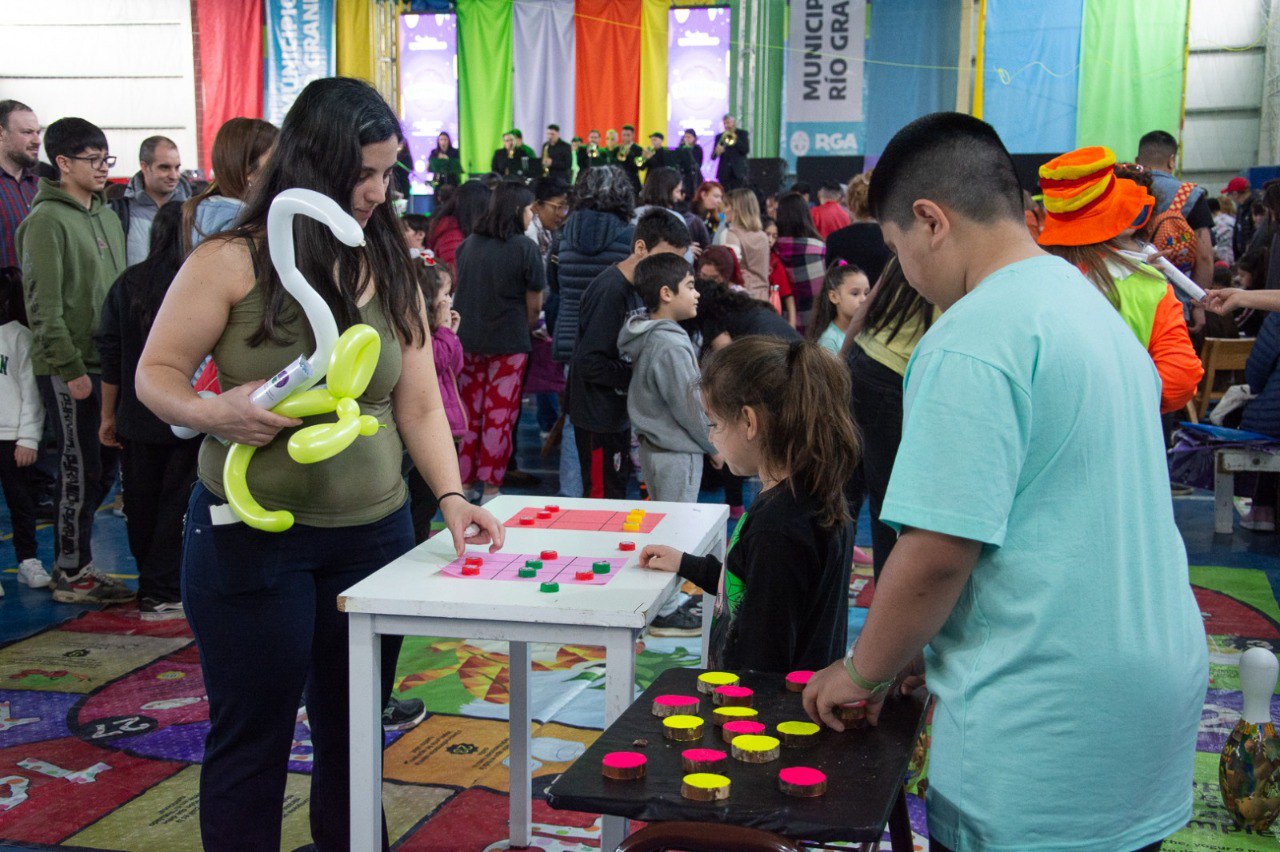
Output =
[
  {"x1": 648, "y1": 602, "x2": 702, "y2": 637},
  {"x1": 382, "y1": 696, "x2": 426, "y2": 731},
  {"x1": 140, "y1": 597, "x2": 186, "y2": 621},
  {"x1": 504, "y1": 469, "x2": 541, "y2": 488}
]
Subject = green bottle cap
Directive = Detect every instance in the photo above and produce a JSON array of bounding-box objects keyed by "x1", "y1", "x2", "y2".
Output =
[
  {"x1": 518, "y1": 567, "x2": 538, "y2": 578},
  {"x1": 592, "y1": 561, "x2": 611, "y2": 574},
  {"x1": 525, "y1": 559, "x2": 543, "y2": 570},
  {"x1": 539, "y1": 581, "x2": 560, "y2": 593}
]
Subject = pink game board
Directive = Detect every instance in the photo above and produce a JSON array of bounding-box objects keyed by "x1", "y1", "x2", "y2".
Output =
[
  {"x1": 503, "y1": 504, "x2": 664, "y2": 533},
  {"x1": 439, "y1": 552, "x2": 630, "y2": 586}
]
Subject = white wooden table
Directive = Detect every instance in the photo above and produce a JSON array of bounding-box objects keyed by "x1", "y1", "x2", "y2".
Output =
[
  {"x1": 1214, "y1": 447, "x2": 1280, "y2": 533},
  {"x1": 340, "y1": 495, "x2": 727, "y2": 851}
]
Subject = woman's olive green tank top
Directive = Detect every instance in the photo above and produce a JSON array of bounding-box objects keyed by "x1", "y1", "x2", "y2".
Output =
[{"x1": 197, "y1": 282, "x2": 408, "y2": 527}]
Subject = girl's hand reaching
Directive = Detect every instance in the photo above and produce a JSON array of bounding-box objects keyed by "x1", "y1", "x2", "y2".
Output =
[{"x1": 639, "y1": 545, "x2": 683, "y2": 573}]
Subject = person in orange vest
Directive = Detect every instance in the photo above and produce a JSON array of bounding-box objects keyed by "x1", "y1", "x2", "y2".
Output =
[{"x1": 1036, "y1": 146, "x2": 1202, "y2": 414}]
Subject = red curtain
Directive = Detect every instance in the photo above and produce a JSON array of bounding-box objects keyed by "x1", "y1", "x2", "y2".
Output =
[
  {"x1": 193, "y1": 0, "x2": 264, "y2": 176},
  {"x1": 573, "y1": 0, "x2": 641, "y2": 141}
]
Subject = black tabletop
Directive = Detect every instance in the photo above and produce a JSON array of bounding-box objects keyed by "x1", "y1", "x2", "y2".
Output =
[{"x1": 545, "y1": 668, "x2": 929, "y2": 843}]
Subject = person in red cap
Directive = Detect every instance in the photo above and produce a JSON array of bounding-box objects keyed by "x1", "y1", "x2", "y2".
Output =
[
  {"x1": 1036, "y1": 146, "x2": 1203, "y2": 414},
  {"x1": 1223, "y1": 176, "x2": 1259, "y2": 260}
]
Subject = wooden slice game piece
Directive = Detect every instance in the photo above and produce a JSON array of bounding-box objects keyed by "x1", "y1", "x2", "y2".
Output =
[
  {"x1": 681, "y1": 748, "x2": 727, "y2": 772},
  {"x1": 681, "y1": 773, "x2": 730, "y2": 802},
  {"x1": 785, "y1": 670, "x2": 813, "y2": 692},
  {"x1": 651, "y1": 694, "x2": 700, "y2": 717},
  {"x1": 696, "y1": 672, "x2": 739, "y2": 695},
  {"x1": 836, "y1": 701, "x2": 868, "y2": 727},
  {"x1": 712, "y1": 685, "x2": 754, "y2": 707},
  {"x1": 778, "y1": 766, "x2": 827, "y2": 797},
  {"x1": 601, "y1": 751, "x2": 647, "y2": 780},
  {"x1": 540, "y1": 549, "x2": 558, "y2": 561},
  {"x1": 711, "y1": 706, "x2": 758, "y2": 727},
  {"x1": 662, "y1": 715, "x2": 705, "y2": 742},
  {"x1": 721, "y1": 720, "x2": 766, "y2": 743},
  {"x1": 776, "y1": 720, "x2": 820, "y2": 747},
  {"x1": 730, "y1": 734, "x2": 781, "y2": 764}
]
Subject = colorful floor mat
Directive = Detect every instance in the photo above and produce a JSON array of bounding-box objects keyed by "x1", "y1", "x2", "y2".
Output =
[{"x1": 0, "y1": 564, "x2": 1276, "y2": 849}]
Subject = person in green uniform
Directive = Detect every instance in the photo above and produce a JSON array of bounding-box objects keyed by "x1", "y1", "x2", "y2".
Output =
[{"x1": 137, "y1": 77, "x2": 503, "y2": 851}]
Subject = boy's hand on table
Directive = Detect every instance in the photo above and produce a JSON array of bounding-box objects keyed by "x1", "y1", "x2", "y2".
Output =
[
  {"x1": 639, "y1": 545, "x2": 682, "y2": 573},
  {"x1": 802, "y1": 660, "x2": 884, "y2": 731}
]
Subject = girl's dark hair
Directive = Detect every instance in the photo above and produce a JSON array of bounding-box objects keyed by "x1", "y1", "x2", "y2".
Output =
[
  {"x1": 775, "y1": 191, "x2": 821, "y2": 240},
  {"x1": 220, "y1": 77, "x2": 424, "y2": 347},
  {"x1": 807, "y1": 261, "x2": 864, "y2": 343},
  {"x1": 861, "y1": 256, "x2": 934, "y2": 345},
  {"x1": 0, "y1": 266, "x2": 26, "y2": 326},
  {"x1": 473, "y1": 181, "x2": 534, "y2": 240},
  {"x1": 761, "y1": 215, "x2": 776, "y2": 230},
  {"x1": 429, "y1": 180, "x2": 491, "y2": 243},
  {"x1": 570, "y1": 165, "x2": 635, "y2": 222},
  {"x1": 415, "y1": 260, "x2": 450, "y2": 333},
  {"x1": 182, "y1": 117, "x2": 278, "y2": 253},
  {"x1": 640, "y1": 167, "x2": 682, "y2": 208},
  {"x1": 692, "y1": 279, "x2": 769, "y2": 347},
  {"x1": 700, "y1": 336, "x2": 859, "y2": 529},
  {"x1": 131, "y1": 201, "x2": 186, "y2": 331},
  {"x1": 1236, "y1": 246, "x2": 1269, "y2": 289},
  {"x1": 698, "y1": 245, "x2": 743, "y2": 287}
]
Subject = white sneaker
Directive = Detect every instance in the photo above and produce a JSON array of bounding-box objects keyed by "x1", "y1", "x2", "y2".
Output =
[{"x1": 17, "y1": 558, "x2": 52, "y2": 589}]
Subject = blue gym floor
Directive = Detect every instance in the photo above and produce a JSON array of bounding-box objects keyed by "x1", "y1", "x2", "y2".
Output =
[{"x1": 3, "y1": 402, "x2": 1278, "y2": 644}]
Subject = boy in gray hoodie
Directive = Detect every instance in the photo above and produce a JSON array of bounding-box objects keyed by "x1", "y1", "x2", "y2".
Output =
[{"x1": 618, "y1": 254, "x2": 718, "y2": 502}]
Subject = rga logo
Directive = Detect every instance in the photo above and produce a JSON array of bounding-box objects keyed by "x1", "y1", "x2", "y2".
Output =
[
  {"x1": 815, "y1": 132, "x2": 859, "y2": 152},
  {"x1": 789, "y1": 131, "x2": 811, "y2": 157}
]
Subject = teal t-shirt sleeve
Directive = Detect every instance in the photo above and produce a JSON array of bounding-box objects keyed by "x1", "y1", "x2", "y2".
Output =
[{"x1": 879, "y1": 349, "x2": 1031, "y2": 547}]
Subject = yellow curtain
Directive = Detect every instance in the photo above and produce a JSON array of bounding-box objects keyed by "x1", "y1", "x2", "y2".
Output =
[
  {"x1": 638, "y1": 0, "x2": 669, "y2": 140},
  {"x1": 336, "y1": 0, "x2": 375, "y2": 81}
]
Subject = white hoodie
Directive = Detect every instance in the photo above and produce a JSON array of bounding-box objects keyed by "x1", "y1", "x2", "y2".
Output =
[{"x1": 0, "y1": 321, "x2": 44, "y2": 449}]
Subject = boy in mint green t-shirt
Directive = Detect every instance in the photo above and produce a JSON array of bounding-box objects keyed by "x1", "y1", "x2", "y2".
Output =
[{"x1": 803, "y1": 114, "x2": 1206, "y2": 851}]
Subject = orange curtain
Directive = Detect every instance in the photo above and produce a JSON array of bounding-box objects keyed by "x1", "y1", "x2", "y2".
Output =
[{"x1": 574, "y1": 0, "x2": 641, "y2": 140}]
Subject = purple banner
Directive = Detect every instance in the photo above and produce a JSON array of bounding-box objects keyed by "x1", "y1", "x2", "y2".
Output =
[
  {"x1": 398, "y1": 13, "x2": 460, "y2": 195},
  {"x1": 667, "y1": 6, "x2": 731, "y2": 183}
]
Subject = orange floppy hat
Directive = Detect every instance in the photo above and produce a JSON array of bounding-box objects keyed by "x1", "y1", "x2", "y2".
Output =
[{"x1": 1036, "y1": 146, "x2": 1156, "y2": 247}]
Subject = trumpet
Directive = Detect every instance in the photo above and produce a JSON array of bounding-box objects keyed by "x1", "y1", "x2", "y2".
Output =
[
  {"x1": 616, "y1": 146, "x2": 628, "y2": 162},
  {"x1": 588, "y1": 143, "x2": 598, "y2": 155},
  {"x1": 723, "y1": 131, "x2": 737, "y2": 148}
]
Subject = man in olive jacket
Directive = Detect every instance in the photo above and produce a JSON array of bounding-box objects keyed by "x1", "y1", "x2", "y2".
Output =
[{"x1": 16, "y1": 116, "x2": 131, "y2": 604}]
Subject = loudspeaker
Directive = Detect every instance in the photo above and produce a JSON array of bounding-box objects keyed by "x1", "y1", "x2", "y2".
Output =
[
  {"x1": 796, "y1": 156, "x2": 865, "y2": 190},
  {"x1": 748, "y1": 158, "x2": 787, "y2": 196}
]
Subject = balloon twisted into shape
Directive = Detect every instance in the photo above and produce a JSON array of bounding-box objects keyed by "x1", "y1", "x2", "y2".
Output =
[{"x1": 222, "y1": 189, "x2": 382, "y2": 533}]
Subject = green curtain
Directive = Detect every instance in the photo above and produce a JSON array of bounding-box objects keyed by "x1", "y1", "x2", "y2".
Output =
[
  {"x1": 458, "y1": 0, "x2": 514, "y2": 178},
  {"x1": 1075, "y1": 0, "x2": 1188, "y2": 160},
  {"x1": 729, "y1": 0, "x2": 786, "y2": 159}
]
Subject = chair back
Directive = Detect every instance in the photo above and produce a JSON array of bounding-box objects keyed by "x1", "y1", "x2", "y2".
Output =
[
  {"x1": 616, "y1": 822, "x2": 803, "y2": 852},
  {"x1": 1195, "y1": 337, "x2": 1255, "y2": 420}
]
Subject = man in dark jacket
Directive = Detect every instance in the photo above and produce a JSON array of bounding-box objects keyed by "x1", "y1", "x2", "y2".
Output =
[
  {"x1": 615, "y1": 125, "x2": 645, "y2": 194},
  {"x1": 713, "y1": 114, "x2": 750, "y2": 190},
  {"x1": 566, "y1": 210, "x2": 692, "y2": 498},
  {"x1": 109, "y1": 136, "x2": 192, "y2": 266},
  {"x1": 541, "y1": 125, "x2": 573, "y2": 185}
]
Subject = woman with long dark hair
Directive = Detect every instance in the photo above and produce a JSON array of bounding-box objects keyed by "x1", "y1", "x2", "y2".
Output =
[
  {"x1": 774, "y1": 191, "x2": 827, "y2": 330},
  {"x1": 137, "y1": 77, "x2": 502, "y2": 849},
  {"x1": 182, "y1": 117, "x2": 278, "y2": 254},
  {"x1": 453, "y1": 181, "x2": 545, "y2": 501},
  {"x1": 637, "y1": 166, "x2": 709, "y2": 254},
  {"x1": 428, "y1": 130, "x2": 462, "y2": 189},
  {"x1": 842, "y1": 256, "x2": 935, "y2": 579},
  {"x1": 98, "y1": 201, "x2": 199, "y2": 619},
  {"x1": 427, "y1": 179, "x2": 491, "y2": 264}
]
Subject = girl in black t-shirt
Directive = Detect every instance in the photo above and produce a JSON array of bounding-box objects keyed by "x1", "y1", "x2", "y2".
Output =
[{"x1": 640, "y1": 337, "x2": 859, "y2": 671}]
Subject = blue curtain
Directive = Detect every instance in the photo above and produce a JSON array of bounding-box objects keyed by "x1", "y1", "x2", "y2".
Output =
[
  {"x1": 982, "y1": 0, "x2": 1083, "y2": 154},
  {"x1": 865, "y1": 0, "x2": 960, "y2": 157}
]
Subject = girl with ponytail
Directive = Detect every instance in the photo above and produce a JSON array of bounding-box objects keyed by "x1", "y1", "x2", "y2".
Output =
[{"x1": 640, "y1": 336, "x2": 860, "y2": 671}]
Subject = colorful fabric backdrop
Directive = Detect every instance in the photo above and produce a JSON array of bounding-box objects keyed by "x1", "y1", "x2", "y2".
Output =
[{"x1": 191, "y1": 0, "x2": 1195, "y2": 179}]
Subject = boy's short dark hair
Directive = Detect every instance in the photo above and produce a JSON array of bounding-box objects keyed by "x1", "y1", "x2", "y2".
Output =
[
  {"x1": 868, "y1": 111, "x2": 1022, "y2": 230},
  {"x1": 532, "y1": 176, "x2": 569, "y2": 203},
  {"x1": 634, "y1": 253, "x2": 693, "y2": 311},
  {"x1": 650, "y1": 132, "x2": 664, "y2": 141},
  {"x1": 634, "y1": 208, "x2": 692, "y2": 251},
  {"x1": 44, "y1": 117, "x2": 108, "y2": 172},
  {"x1": 548, "y1": 124, "x2": 560, "y2": 132},
  {"x1": 1137, "y1": 130, "x2": 1178, "y2": 162},
  {"x1": 622, "y1": 124, "x2": 635, "y2": 132},
  {"x1": 401, "y1": 212, "x2": 429, "y2": 234}
]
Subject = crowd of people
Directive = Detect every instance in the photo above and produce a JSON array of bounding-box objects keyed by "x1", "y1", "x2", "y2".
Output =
[{"x1": 2, "y1": 77, "x2": 1279, "y2": 852}]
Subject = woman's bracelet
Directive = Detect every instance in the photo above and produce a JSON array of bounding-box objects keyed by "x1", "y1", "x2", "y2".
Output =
[{"x1": 437, "y1": 491, "x2": 469, "y2": 505}]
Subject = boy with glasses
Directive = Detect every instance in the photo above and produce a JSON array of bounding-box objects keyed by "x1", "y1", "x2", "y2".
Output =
[{"x1": 16, "y1": 117, "x2": 131, "y2": 603}]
